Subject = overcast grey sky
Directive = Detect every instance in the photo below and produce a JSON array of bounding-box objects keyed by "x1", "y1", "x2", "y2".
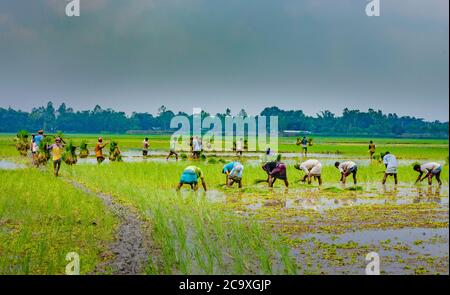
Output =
[{"x1": 0, "y1": 0, "x2": 448, "y2": 121}]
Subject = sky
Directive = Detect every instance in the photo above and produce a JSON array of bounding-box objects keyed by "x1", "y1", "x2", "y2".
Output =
[{"x1": 0, "y1": 0, "x2": 448, "y2": 121}]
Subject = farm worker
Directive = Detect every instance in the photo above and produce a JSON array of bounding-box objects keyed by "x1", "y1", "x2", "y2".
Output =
[
  {"x1": 262, "y1": 159, "x2": 289, "y2": 188},
  {"x1": 413, "y1": 162, "x2": 442, "y2": 186},
  {"x1": 95, "y1": 137, "x2": 109, "y2": 164},
  {"x1": 236, "y1": 138, "x2": 244, "y2": 157},
  {"x1": 335, "y1": 161, "x2": 358, "y2": 185},
  {"x1": 34, "y1": 130, "x2": 45, "y2": 150},
  {"x1": 222, "y1": 161, "x2": 244, "y2": 188},
  {"x1": 301, "y1": 136, "x2": 308, "y2": 157},
  {"x1": 47, "y1": 137, "x2": 64, "y2": 177},
  {"x1": 142, "y1": 138, "x2": 149, "y2": 156},
  {"x1": 295, "y1": 159, "x2": 322, "y2": 185},
  {"x1": 31, "y1": 134, "x2": 38, "y2": 163},
  {"x1": 192, "y1": 137, "x2": 202, "y2": 159},
  {"x1": 177, "y1": 165, "x2": 207, "y2": 191},
  {"x1": 166, "y1": 137, "x2": 179, "y2": 161},
  {"x1": 382, "y1": 152, "x2": 398, "y2": 185},
  {"x1": 368, "y1": 141, "x2": 376, "y2": 160}
]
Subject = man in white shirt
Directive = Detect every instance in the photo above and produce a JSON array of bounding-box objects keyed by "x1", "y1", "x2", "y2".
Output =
[
  {"x1": 413, "y1": 162, "x2": 442, "y2": 185},
  {"x1": 334, "y1": 161, "x2": 357, "y2": 185},
  {"x1": 295, "y1": 159, "x2": 322, "y2": 185},
  {"x1": 192, "y1": 136, "x2": 201, "y2": 159},
  {"x1": 236, "y1": 138, "x2": 244, "y2": 157},
  {"x1": 382, "y1": 152, "x2": 398, "y2": 185}
]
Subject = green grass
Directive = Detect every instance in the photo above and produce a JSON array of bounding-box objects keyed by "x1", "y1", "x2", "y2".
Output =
[
  {"x1": 0, "y1": 169, "x2": 117, "y2": 274},
  {"x1": 66, "y1": 163, "x2": 297, "y2": 274}
]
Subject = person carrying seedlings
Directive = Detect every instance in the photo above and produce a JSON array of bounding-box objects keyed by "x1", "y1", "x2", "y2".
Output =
[
  {"x1": 262, "y1": 157, "x2": 289, "y2": 188},
  {"x1": 236, "y1": 138, "x2": 244, "y2": 157},
  {"x1": 177, "y1": 165, "x2": 207, "y2": 191},
  {"x1": 382, "y1": 152, "x2": 398, "y2": 185},
  {"x1": 166, "y1": 137, "x2": 179, "y2": 161},
  {"x1": 222, "y1": 161, "x2": 244, "y2": 188},
  {"x1": 368, "y1": 140, "x2": 376, "y2": 160},
  {"x1": 95, "y1": 137, "x2": 109, "y2": 164},
  {"x1": 143, "y1": 138, "x2": 149, "y2": 156},
  {"x1": 301, "y1": 136, "x2": 308, "y2": 157},
  {"x1": 47, "y1": 137, "x2": 64, "y2": 177},
  {"x1": 295, "y1": 159, "x2": 322, "y2": 185},
  {"x1": 413, "y1": 162, "x2": 442, "y2": 186},
  {"x1": 34, "y1": 130, "x2": 45, "y2": 151},
  {"x1": 335, "y1": 161, "x2": 358, "y2": 185}
]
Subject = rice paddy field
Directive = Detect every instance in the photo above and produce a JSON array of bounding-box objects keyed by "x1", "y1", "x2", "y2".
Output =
[{"x1": 0, "y1": 133, "x2": 448, "y2": 275}]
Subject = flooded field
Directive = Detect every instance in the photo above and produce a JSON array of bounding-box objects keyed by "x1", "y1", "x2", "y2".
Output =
[{"x1": 1, "y1": 134, "x2": 448, "y2": 274}]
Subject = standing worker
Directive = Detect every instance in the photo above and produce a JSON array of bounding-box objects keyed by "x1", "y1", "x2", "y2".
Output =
[
  {"x1": 236, "y1": 138, "x2": 244, "y2": 157},
  {"x1": 95, "y1": 137, "x2": 109, "y2": 164},
  {"x1": 368, "y1": 140, "x2": 376, "y2": 160},
  {"x1": 301, "y1": 136, "x2": 308, "y2": 157},
  {"x1": 166, "y1": 137, "x2": 179, "y2": 161},
  {"x1": 413, "y1": 162, "x2": 442, "y2": 186},
  {"x1": 47, "y1": 137, "x2": 64, "y2": 177},
  {"x1": 382, "y1": 152, "x2": 398, "y2": 185},
  {"x1": 143, "y1": 138, "x2": 149, "y2": 156}
]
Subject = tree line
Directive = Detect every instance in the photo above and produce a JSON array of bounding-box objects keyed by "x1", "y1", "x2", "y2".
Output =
[{"x1": 0, "y1": 102, "x2": 448, "y2": 138}]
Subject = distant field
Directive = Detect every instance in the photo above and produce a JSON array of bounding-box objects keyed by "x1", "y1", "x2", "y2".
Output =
[{"x1": 1, "y1": 133, "x2": 448, "y2": 160}]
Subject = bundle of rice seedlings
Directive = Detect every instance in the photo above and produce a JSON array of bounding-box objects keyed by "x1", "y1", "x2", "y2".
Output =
[
  {"x1": 79, "y1": 140, "x2": 89, "y2": 158},
  {"x1": 14, "y1": 130, "x2": 30, "y2": 156},
  {"x1": 109, "y1": 141, "x2": 122, "y2": 162},
  {"x1": 180, "y1": 153, "x2": 188, "y2": 160},
  {"x1": 35, "y1": 136, "x2": 52, "y2": 166},
  {"x1": 200, "y1": 153, "x2": 207, "y2": 161},
  {"x1": 62, "y1": 141, "x2": 77, "y2": 165},
  {"x1": 207, "y1": 157, "x2": 217, "y2": 164},
  {"x1": 308, "y1": 138, "x2": 313, "y2": 146}
]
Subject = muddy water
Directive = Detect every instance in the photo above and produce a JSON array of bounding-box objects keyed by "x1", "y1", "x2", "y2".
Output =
[
  {"x1": 0, "y1": 160, "x2": 25, "y2": 170},
  {"x1": 301, "y1": 228, "x2": 449, "y2": 257}
]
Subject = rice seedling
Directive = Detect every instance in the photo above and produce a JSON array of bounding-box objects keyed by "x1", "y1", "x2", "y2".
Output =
[
  {"x1": 35, "y1": 136, "x2": 53, "y2": 166},
  {"x1": 79, "y1": 140, "x2": 89, "y2": 158},
  {"x1": 62, "y1": 141, "x2": 77, "y2": 165},
  {"x1": 14, "y1": 130, "x2": 30, "y2": 156},
  {"x1": 109, "y1": 141, "x2": 122, "y2": 162}
]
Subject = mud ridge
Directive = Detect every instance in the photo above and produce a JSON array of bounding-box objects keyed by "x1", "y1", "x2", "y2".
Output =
[{"x1": 67, "y1": 179, "x2": 151, "y2": 275}]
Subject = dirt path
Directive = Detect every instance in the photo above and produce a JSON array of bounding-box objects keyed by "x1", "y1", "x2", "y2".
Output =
[{"x1": 67, "y1": 179, "x2": 152, "y2": 275}]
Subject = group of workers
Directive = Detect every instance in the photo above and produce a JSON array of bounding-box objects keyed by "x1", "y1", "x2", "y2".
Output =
[
  {"x1": 28, "y1": 132, "x2": 444, "y2": 187},
  {"x1": 176, "y1": 148, "x2": 444, "y2": 191}
]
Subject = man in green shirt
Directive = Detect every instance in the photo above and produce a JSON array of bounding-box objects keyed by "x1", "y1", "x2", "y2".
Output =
[{"x1": 177, "y1": 165, "x2": 208, "y2": 191}]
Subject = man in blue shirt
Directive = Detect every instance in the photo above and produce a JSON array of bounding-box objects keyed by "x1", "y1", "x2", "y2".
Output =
[
  {"x1": 34, "y1": 130, "x2": 44, "y2": 150},
  {"x1": 222, "y1": 161, "x2": 244, "y2": 188}
]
